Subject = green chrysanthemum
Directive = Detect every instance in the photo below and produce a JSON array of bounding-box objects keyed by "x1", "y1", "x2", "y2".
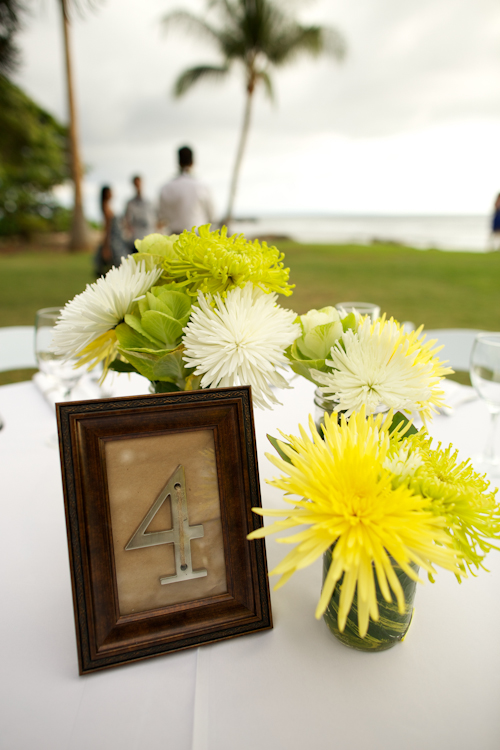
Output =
[
  {"x1": 160, "y1": 224, "x2": 294, "y2": 298},
  {"x1": 391, "y1": 433, "x2": 500, "y2": 575}
]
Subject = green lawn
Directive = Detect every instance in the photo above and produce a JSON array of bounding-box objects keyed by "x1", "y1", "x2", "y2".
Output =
[
  {"x1": 0, "y1": 242, "x2": 498, "y2": 385},
  {"x1": 0, "y1": 250, "x2": 95, "y2": 326},
  {"x1": 2, "y1": 242, "x2": 499, "y2": 329},
  {"x1": 281, "y1": 242, "x2": 500, "y2": 330}
]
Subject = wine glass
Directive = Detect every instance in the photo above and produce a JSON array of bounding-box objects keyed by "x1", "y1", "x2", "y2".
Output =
[
  {"x1": 469, "y1": 333, "x2": 500, "y2": 474},
  {"x1": 35, "y1": 307, "x2": 81, "y2": 400},
  {"x1": 335, "y1": 302, "x2": 381, "y2": 322}
]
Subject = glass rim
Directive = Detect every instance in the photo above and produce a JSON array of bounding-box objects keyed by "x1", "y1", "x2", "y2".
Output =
[
  {"x1": 35, "y1": 306, "x2": 63, "y2": 318},
  {"x1": 335, "y1": 301, "x2": 380, "y2": 309},
  {"x1": 474, "y1": 332, "x2": 500, "y2": 347}
]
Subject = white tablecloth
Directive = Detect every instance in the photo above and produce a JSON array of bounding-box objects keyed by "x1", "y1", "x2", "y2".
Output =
[{"x1": 1, "y1": 378, "x2": 499, "y2": 750}]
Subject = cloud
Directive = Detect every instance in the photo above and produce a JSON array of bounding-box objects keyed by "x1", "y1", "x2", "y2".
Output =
[{"x1": 11, "y1": 0, "x2": 500, "y2": 216}]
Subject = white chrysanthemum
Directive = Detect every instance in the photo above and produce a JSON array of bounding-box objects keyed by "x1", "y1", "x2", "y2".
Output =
[
  {"x1": 182, "y1": 283, "x2": 300, "y2": 409},
  {"x1": 311, "y1": 317, "x2": 451, "y2": 421},
  {"x1": 51, "y1": 257, "x2": 162, "y2": 369}
]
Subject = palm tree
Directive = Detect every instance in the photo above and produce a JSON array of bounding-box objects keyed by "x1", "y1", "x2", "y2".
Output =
[
  {"x1": 0, "y1": 0, "x2": 23, "y2": 75},
  {"x1": 59, "y1": 0, "x2": 101, "y2": 250},
  {"x1": 1, "y1": 0, "x2": 99, "y2": 249},
  {"x1": 163, "y1": 0, "x2": 346, "y2": 227}
]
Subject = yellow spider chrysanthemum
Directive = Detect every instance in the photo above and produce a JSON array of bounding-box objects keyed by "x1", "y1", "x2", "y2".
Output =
[
  {"x1": 161, "y1": 224, "x2": 294, "y2": 297},
  {"x1": 248, "y1": 410, "x2": 462, "y2": 638},
  {"x1": 311, "y1": 317, "x2": 453, "y2": 423}
]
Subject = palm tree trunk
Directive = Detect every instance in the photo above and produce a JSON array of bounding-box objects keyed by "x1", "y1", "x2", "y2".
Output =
[
  {"x1": 225, "y1": 86, "x2": 254, "y2": 231},
  {"x1": 60, "y1": 0, "x2": 90, "y2": 251}
]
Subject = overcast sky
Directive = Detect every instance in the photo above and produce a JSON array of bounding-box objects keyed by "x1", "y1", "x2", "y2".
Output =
[{"x1": 12, "y1": 0, "x2": 500, "y2": 219}]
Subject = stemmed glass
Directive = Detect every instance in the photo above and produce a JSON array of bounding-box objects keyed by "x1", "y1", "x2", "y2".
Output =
[
  {"x1": 35, "y1": 307, "x2": 81, "y2": 401},
  {"x1": 335, "y1": 302, "x2": 381, "y2": 322},
  {"x1": 469, "y1": 333, "x2": 500, "y2": 475}
]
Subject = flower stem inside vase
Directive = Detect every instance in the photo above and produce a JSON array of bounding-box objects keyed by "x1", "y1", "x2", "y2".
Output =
[
  {"x1": 322, "y1": 545, "x2": 419, "y2": 652},
  {"x1": 314, "y1": 387, "x2": 389, "y2": 433}
]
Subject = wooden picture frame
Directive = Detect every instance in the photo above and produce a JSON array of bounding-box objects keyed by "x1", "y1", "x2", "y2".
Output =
[{"x1": 57, "y1": 386, "x2": 272, "y2": 674}]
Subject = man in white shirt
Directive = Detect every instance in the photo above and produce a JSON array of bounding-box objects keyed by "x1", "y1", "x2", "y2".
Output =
[
  {"x1": 125, "y1": 175, "x2": 157, "y2": 248},
  {"x1": 158, "y1": 146, "x2": 215, "y2": 234}
]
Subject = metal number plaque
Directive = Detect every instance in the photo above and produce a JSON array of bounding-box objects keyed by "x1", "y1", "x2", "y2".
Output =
[{"x1": 125, "y1": 464, "x2": 208, "y2": 585}]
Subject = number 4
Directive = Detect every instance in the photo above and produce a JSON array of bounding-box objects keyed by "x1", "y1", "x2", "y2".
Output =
[{"x1": 125, "y1": 464, "x2": 207, "y2": 585}]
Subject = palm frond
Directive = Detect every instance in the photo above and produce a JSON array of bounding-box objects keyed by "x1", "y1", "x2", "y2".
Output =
[
  {"x1": 162, "y1": 10, "x2": 225, "y2": 48},
  {"x1": 255, "y1": 69, "x2": 274, "y2": 102},
  {"x1": 64, "y1": 0, "x2": 105, "y2": 22},
  {"x1": 267, "y1": 25, "x2": 346, "y2": 66},
  {"x1": 319, "y1": 27, "x2": 347, "y2": 60},
  {"x1": 0, "y1": 0, "x2": 23, "y2": 74},
  {"x1": 173, "y1": 64, "x2": 230, "y2": 97}
]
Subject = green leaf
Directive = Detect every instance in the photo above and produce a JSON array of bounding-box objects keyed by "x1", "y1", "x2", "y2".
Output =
[
  {"x1": 115, "y1": 350, "x2": 158, "y2": 381},
  {"x1": 289, "y1": 360, "x2": 326, "y2": 383},
  {"x1": 289, "y1": 339, "x2": 328, "y2": 368},
  {"x1": 141, "y1": 310, "x2": 184, "y2": 348},
  {"x1": 390, "y1": 411, "x2": 419, "y2": 436},
  {"x1": 341, "y1": 312, "x2": 357, "y2": 332},
  {"x1": 151, "y1": 380, "x2": 182, "y2": 393},
  {"x1": 185, "y1": 372, "x2": 203, "y2": 391},
  {"x1": 152, "y1": 347, "x2": 188, "y2": 382},
  {"x1": 117, "y1": 346, "x2": 190, "y2": 387},
  {"x1": 267, "y1": 434, "x2": 295, "y2": 464},
  {"x1": 115, "y1": 321, "x2": 155, "y2": 350},
  {"x1": 108, "y1": 359, "x2": 139, "y2": 374},
  {"x1": 299, "y1": 320, "x2": 343, "y2": 360},
  {"x1": 122, "y1": 346, "x2": 174, "y2": 355},
  {"x1": 154, "y1": 288, "x2": 192, "y2": 321},
  {"x1": 124, "y1": 313, "x2": 164, "y2": 348},
  {"x1": 145, "y1": 290, "x2": 171, "y2": 315}
]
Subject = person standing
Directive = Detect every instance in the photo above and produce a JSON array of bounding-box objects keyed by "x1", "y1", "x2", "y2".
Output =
[
  {"x1": 125, "y1": 175, "x2": 157, "y2": 249},
  {"x1": 158, "y1": 146, "x2": 215, "y2": 234},
  {"x1": 490, "y1": 193, "x2": 500, "y2": 250},
  {"x1": 94, "y1": 185, "x2": 130, "y2": 276}
]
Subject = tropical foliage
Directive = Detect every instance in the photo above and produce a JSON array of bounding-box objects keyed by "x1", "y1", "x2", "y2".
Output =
[
  {"x1": 0, "y1": 0, "x2": 23, "y2": 74},
  {"x1": 163, "y1": 0, "x2": 346, "y2": 223},
  {"x1": 0, "y1": 75, "x2": 70, "y2": 236}
]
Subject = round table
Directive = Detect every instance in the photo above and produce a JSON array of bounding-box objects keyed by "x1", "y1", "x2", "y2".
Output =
[{"x1": 1, "y1": 377, "x2": 499, "y2": 750}]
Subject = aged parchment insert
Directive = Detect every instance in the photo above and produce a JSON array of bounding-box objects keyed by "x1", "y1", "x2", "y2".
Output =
[{"x1": 105, "y1": 429, "x2": 227, "y2": 615}]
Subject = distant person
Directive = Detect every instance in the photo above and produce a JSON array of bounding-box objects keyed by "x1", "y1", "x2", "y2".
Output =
[
  {"x1": 125, "y1": 175, "x2": 156, "y2": 249},
  {"x1": 94, "y1": 186, "x2": 130, "y2": 276},
  {"x1": 158, "y1": 146, "x2": 215, "y2": 234},
  {"x1": 490, "y1": 193, "x2": 500, "y2": 250}
]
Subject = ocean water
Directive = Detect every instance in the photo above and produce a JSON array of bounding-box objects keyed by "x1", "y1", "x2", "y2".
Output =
[{"x1": 232, "y1": 214, "x2": 496, "y2": 252}]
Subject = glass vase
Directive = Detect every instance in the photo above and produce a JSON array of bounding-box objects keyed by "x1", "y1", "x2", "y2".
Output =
[
  {"x1": 313, "y1": 388, "x2": 341, "y2": 433},
  {"x1": 322, "y1": 545, "x2": 419, "y2": 652},
  {"x1": 314, "y1": 387, "x2": 389, "y2": 433}
]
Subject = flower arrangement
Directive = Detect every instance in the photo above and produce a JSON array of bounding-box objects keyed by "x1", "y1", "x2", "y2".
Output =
[
  {"x1": 52, "y1": 227, "x2": 500, "y2": 650},
  {"x1": 248, "y1": 409, "x2": 500, "y2": 648},
  {"x1": 51, "y1": 225, "x2": 299, "y2": 408},
  {"x1": 287, "y1": 306, "x2": 452, "y2": 422},
  {"x1": 247, "y1": 302, "x2": 500, "y2": 649}
]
